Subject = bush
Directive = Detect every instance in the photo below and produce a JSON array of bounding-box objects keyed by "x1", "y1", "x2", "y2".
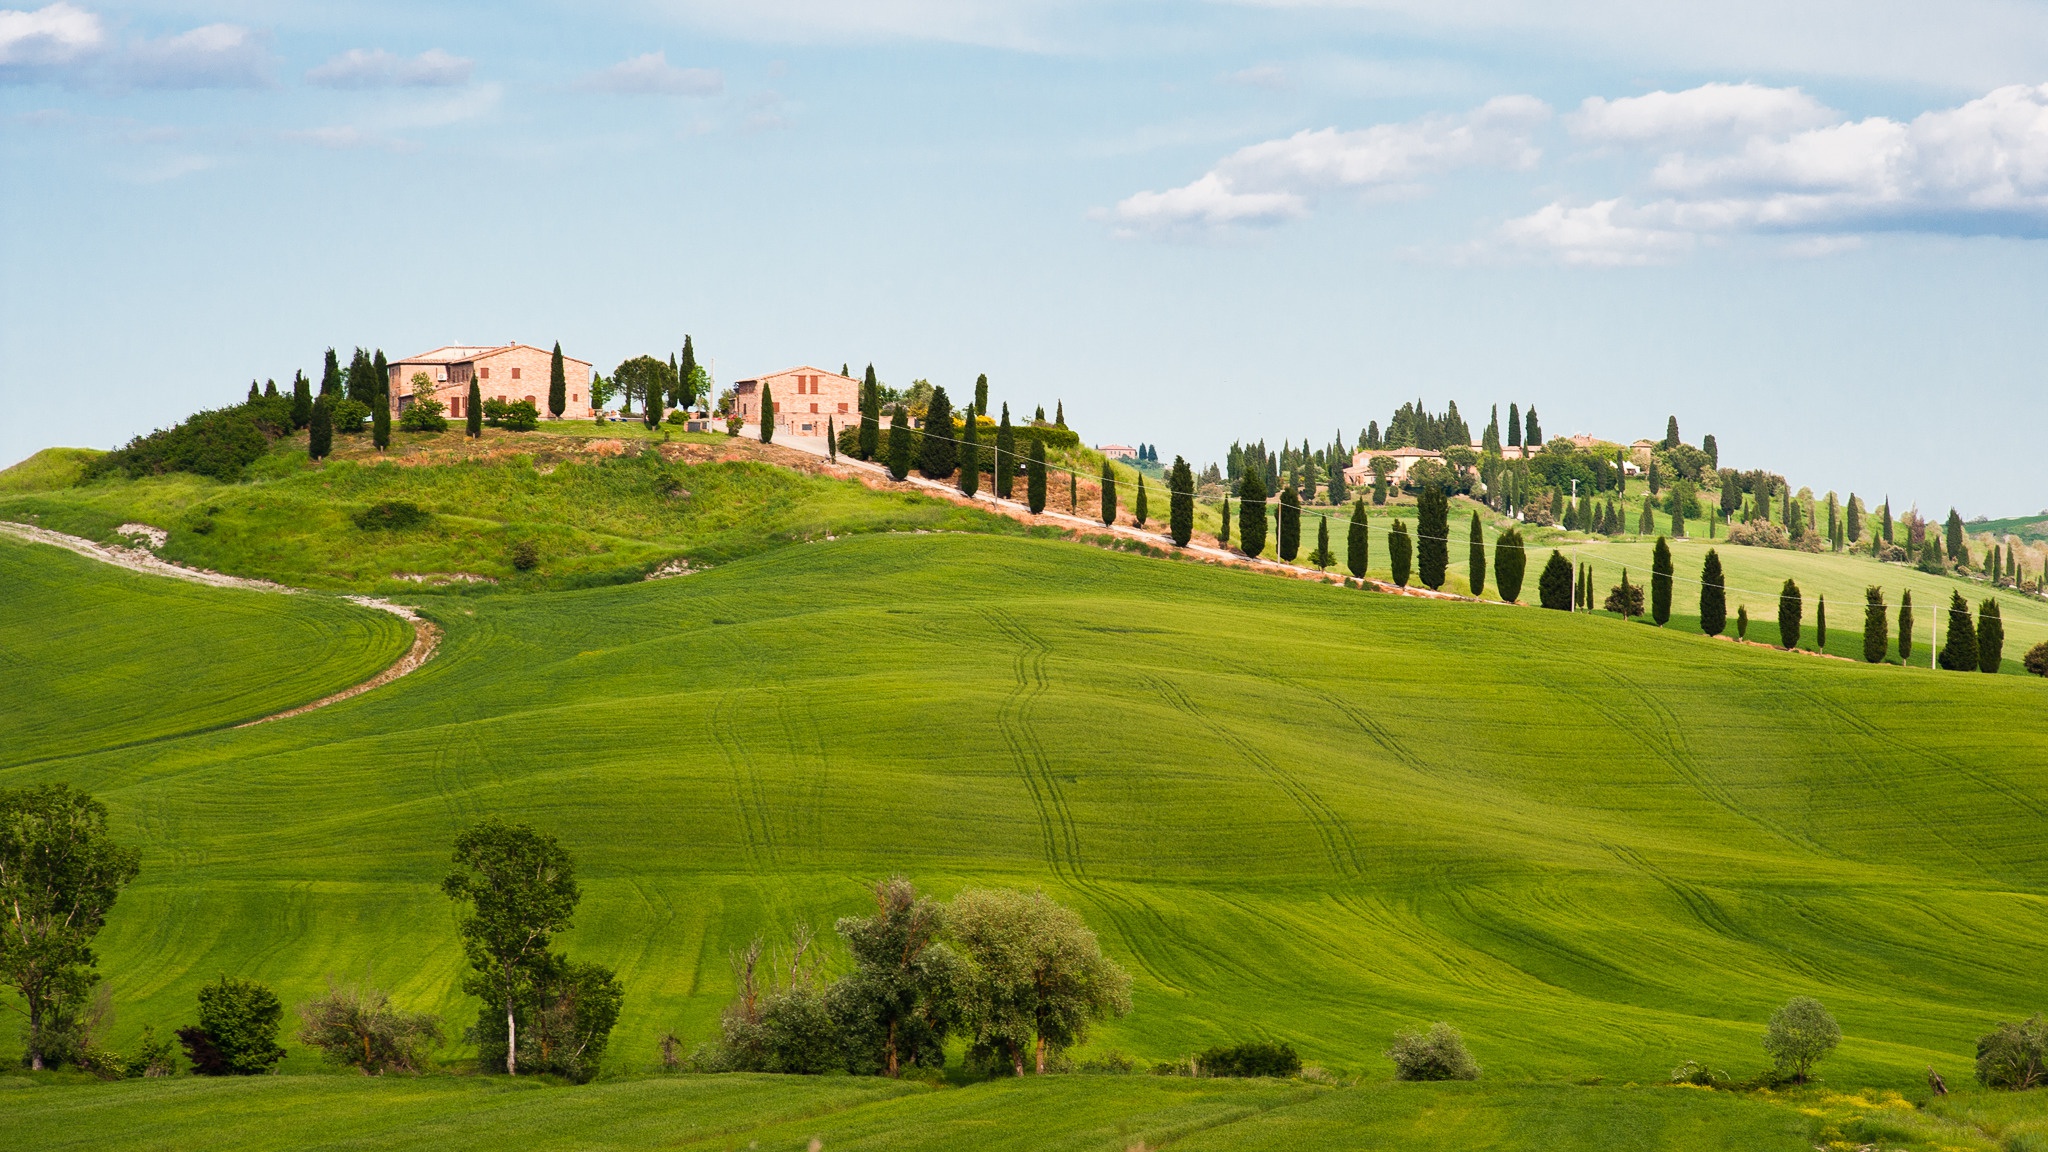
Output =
[
  {"x1": 1198, "y1": 1041, "x2": 1301, "y2": 1078},
  {"x1": 483, "y1": 398, "x2": 540, "y2": 432},
  {"x1": 1603, "y1": 579, "x2": 1645, "y2": 617},
  {"x1": 2025, "y1": 641, "x2": 2048, "y2": 678},
  {"x1": 297, "y1": 981, "x2": 444, "y2": 1075},
  {"x1": 351, "y1": 501, "x2": 431, "y2": 530},
  {"x1": 178, "y1": 976, "x2": 286, "y2": 1076},
  {"x1": 121, "y1": 1024, "x2": 179, "y2": 1078},
  {"x1": 83, "y1": 406, "x2": 273, "y2": 482},
  {"x1": 1386, "y1": 1022, "x2": 1480, "y2": 1081},
  {"x1": 509, "y1": 539, "x2": 541, "y2": 571},
  {"x1": 330, "y1": 397, "x2": 372, "y2": 433},
  {"x1": 1762, "y1": 996, "x2": 1838, "y2": 1083},
  {"x1": 666, "y1": 409, "x2": 689, "y2": 425},
  {"x1": 398, "y1": 397, "x2": 448, "y2": 433},
  {"x1": 1079, "y1": 1049, "x2": 1136, "y2": 1074},
  {"x1": 1977, "y1": 1014, "x2": 2048, "y2": 1089},
  {"x1": 1670, "y1": 1059, "x2": 1729, "y2": 1087},
  {"x1": 468, "y1": 959, "x2": 623, "y2": 1083},
  {"x1": 1726, "y1": 520, "x2": 1792, "y2": 549}
]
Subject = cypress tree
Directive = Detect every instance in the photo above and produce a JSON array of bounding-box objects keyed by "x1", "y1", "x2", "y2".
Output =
[
  {"x1": 264, "y1": 377, "x2": 279, "y2": 398},
  {"x1": 308, "y1": 396, "x2": 333, "y2": 460},
  {"x1": 1699, "y1": 549, "x2": 1726, "y2": 636},
  {"x1": 1468, "y1": 511, "x2": 1486, "y2": 596},
  {"x1": 1945, "y1": 508, "x2": 1965, "y2": 561},
  {"x1": 320, "y1": 347, "x2": 341, "y2": 400},
  {"x1": 741, "y1": 381, "x2": 755, "y2": 439},
  {"x1": 1651, "y1": 535, "x2": 1673, "y2": 625},
  {"x1": 1647, "y1": 456, "x2": 1661, "y2": 496},
  {"x1": 1899, "y1": 591, "x2": 1915, "y2": 663},
  {"x1": 1219, "y1": 494, "x2": 1232, "y2": 549},
  {"x1": 859, "y1": 365, "x2": 881, "y2": 460},
  {"x1": 347, "y1": 347, "x2": 375, "y2": 405},
  {"x1": 291, "y1": 370, "x2": 312, "y2": 429},
  {"x1": 1054, "y1": 400, "x2": 1066, "y2": 428},
  {"x1": 1134, "y1": 475, "x2": 1149, "y2": 528},
  {"x1": 1638, "y1": 496, "x2": 1655, "y2": 534},
  {"x1": 1778, "y1": 578, "x2": 1803, "y2": 649},
  {"x1": 975, "y1": 373, "x2": 989, "y2": 415},
  {"x1": 680, "y1": 337, "x2": 700, "y2": 410},
  {"x1": 247, "y1": 380, "x2": 260, "y2": 403},
  {"x1": 1816, "y1": 596, "x2": 1827, "y2": 650},
  {"x1": 373, "y1": 349, "x2": 390, "y2": 407},
  {"x1": 1069, "y1": 469, "x2": 1077, "y2": 514},
  {"x1": 549, "y1": 342, "x2": 566, "y2": 418},
  {"x1": 467, "y1": 380, "x2": 483, "y2": 438},
  {"x1": 1737, "y1": 605, "x2": 1749, "y2": 640},
  {"x1": 1495, "y1": 528, "x2": 1526, "y2": 601},
  {"x1": 994, "y1": 404, "x2": 1015, "y2": 500},
  {"x1": 1416, "y1": 485, "x2": 1448, "y2": 588},
  {"x1": 886, "y1": 406, "x2": 913, "y2": 481},
  {"x1": 1389, "y1": 520, "x2": 1413, "y2": 587},
  {"x1": 372, "y1": 377, "x2": 391, "y2": 450},
  {"x1": 1169, "y1": 456, "x2": 1194, "y2": 547},
  {"x1": 1562, "y1": 500, "x2": 1578, "y2": 532},
  {"x1": 1785, "y1": 496, "x2": 1803, "y2": 539},
  {"x1": 959, "y1": 409, "x2": 980, "y2": 496},
  {"x1": 1524, "y1": 406, "x2": 1542, "y2": 446},
  {"x1": 1845, "y1": 494, "x2": 1862, "y2": 542},
  {"x1": 1237, "y1": 470, "x2": 1267, "y2": 557},
  {"x1": 1863, "y1": 586, "x2": 1888, "y2": 663},
  {"x1": 1938, "y1": 592, "x2": 1977, "y2": 670},
  {"x1": 1277, "y1": 482, "x2": 1299, "y2": 561},
  {"x1": 1670, "y1": 494, "x2": 1686, "y2": 539},
  {"x1": 1702, "y1": 433, "x2": 1717, "y2": 469},
  {"x1": 827, "y1": 416, "x2": 838, "y2": 462},
  {"x1": 1312, "y1": 516, "x2": 1333, "y2": 570},
  {"x1": 1977, "y1": 598, "x2": 2003, "y2": 672},
  {"x1": 1507, "y1": 402, "x2": 1521, "y2": 449},
  {"x1": 918, "y1": 387, "x2": 955, "y2": 478},
  {"x1": 1880, "y1": 499, "x2": 1893, "y2": 543},
  {"x1": 1348, "y1": 500, "x2": 1369, "y2": 578},
  {"x1": 1537, "y1": 549, "x2": 1572, "y2": 609},
  {"x1": 1026, "y1": 439, "x2": 1047, "y2": 513},
  {"x1": 1664, "y1": 415, "x2": 1680, "y2": 448}
]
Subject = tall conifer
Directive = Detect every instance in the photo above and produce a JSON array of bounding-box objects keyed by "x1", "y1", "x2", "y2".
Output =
[
  {"x1": 1651, "y1": 536, "x2": 1674, "y2": 625},
  {"x1": 1277, "y1": 482, "x2": 1299, "y2": 561},
  {"x1": 1416, "y1": 485, "x2": 1448, "y2": 589},
  {"x1": 1537, "y1": 549, "x2": 1572, "y2": 609},
  {"x1": 1495, "y1": 527, "x2": 1526, "y2": 601},
  {"x1": 1638, "y1": 496, "x2": 1656, "y2": 534},
  {"x1": 859, "y1": 365, "x2": 881, "y2": 460},
  {"x1": 1348, "y1": 500, "x2": 1369, "y2": 578},
  {"x1": 1816, "y1": 596, "x2": 1827, "y2": 650},
  {"x1": 975, "y1": 374, "x2": 989, "y2": 414},
  {"x1": 1938, "y1": 592, "x2": 1977, "y2": 670},
  {"x1": 1219, "y1": 494, "x2": 1232, "y2": 549},
  {"x1": 1507, "y1": 403, "x2": 1522, "y2": 449},
  {"x1": 1977, "y1": 598, "x2": 2003, "y2": 672},
  {"x1": 994, "y1": 404, "x2": 1015, "y2": 500},
  {"x1": 680, "y1": 337, "x2": 699, "y2": 410},
  {"x1": 320, "y1": 348, "x2": 341, "y2": 400},
  {"x1": 1863, "y1": 587, "x2": 1888, "y2": 662},
  {"x1": 1134, "y1": 475, "x2": 1149, "y2": 529},
  {"x1": 1237, "y1": 471, "x2": 1266, "y2": 557},
  {"x1": 372, "y1": 378, "x2": 391, "y2": 449},
  {"x1": 918, "y1": 387, "x2": 955, "y2": 478},
  {"x1": 1778, "y1": 578, "x2": 1803, "y2": 649},
  {"x1": 549, "y1": 342, "x2": 566, "y2": 418},
  {"x1": 1899, "y1": 591, "x2": 1915, "y2": 663},
  {"x1": 958, "y1": 408, "x2": 980, "y2": 494},
  {"x1": 1700, "y1": 549, "x2": 1726, "y2": 636},
  {"x1": 1389, "y1": 521, "x2": 1413, "y2": 586},
  {"x1": 1169, "y1": 456, "x2": 1194, "y2": 547},
  {"x1": 308, "y1": 396, "x2": 333, "y2": 460},
  {"x1": 1468, "y1": 511, "x2": 1486, "y2": 596},
  {"x1": 827, "y1": 416, "x2": 838, "y2": 462},
  {"x1": 886, "y1": 406, "x2": 912, "y2": 480},
  {"x1": 291, "y1": 370, "x2": 312, "y2": 429},
  {"x1": 1312, "y1": 516, "x2": 1333, "y2": 570},
  {"x1": 467, "y1": 380, "x2": 482, "y2": 438},
  {"x1": 1026, "y1": 439, "x2": 1047, "y2": 513}
]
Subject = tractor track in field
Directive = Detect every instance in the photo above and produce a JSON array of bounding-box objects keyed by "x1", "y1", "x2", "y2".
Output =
[
  {"x1": 981, "y1": 607, "x2": 1088, "y2": 882},
  {"x1": 709, "y1": 689, "x2": 777, "y2": 870},
  {"x1": 1790, "y1": 681, "x2": 2048, "y2": 827},
  {"x1": 1294, "y1": 680, "x2": 1438, "y2": 781}
]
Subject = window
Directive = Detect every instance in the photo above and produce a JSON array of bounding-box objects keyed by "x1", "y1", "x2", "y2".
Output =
[
  {"x1": 511, "y1": 367, "x2": 522, "y2": 380},
  {"x1": 810, "y1": 403, "x2": 819, "y2": 414},
  {"x1": 838, "y1": 402, "x2": 848, "y2": 414},
  {"x1": 480, "y1": 367, "x2": 490, "y2": 379}
]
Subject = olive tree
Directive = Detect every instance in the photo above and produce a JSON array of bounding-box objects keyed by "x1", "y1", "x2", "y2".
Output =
[
  {"x1": 1763, "y1": 996, "x2": 1839, "y2": 1083},
  {"x1": 948, "y1": 888, "x2": 1131, "y2": 1076},
  {"x1": 832, "y1": 876, "x2": 960, "y2": 1076}
]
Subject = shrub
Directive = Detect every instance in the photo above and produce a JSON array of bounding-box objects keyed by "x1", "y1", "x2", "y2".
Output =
[
  {"x1": 398, "y1": 397, "x2": 448, "y2": 433},
  {"x1": 1387, "y1": 1022, "x2": 1480, "y2": 1080},
  {"x1": 468, "y1": 959, "x2": 623, "y2": 1083},
  {"x1": 178, "y1": 976, "x2": 286, "y2": 1076},
  {"x1": 666, "y1": 409, "x2": 689, "y2": 425},
  {"x1": 1603, "y1": 577, "x2": 1645, "y2": 617},
  {"x1": 351, "y1": 501, "x2": 431, "y2": 530},
  {"x1": 122, "y1": 1024, "x2": 178, "y2": 1078},
  {"x1": 509, "y1": 539, "x2": 541, "y2": 571},
  {"x1": 83, "y1": 405, "x2": 273, "y2": 482},
  {"x1": 297, "y1": 981, "x2": 444, "y2": 1074},
  {"x1": 1726, "y1": 520, "x2": 1791, "y2": 549},
  {"x1": 483, "y1": 398, "x2": 539, "y2": 432},
  {"x1": 1670, "y1": 1059, "x2": 1728, "y2": 1087},
  {"x1": 1079, "y1": 1050, "x2": 1136, "y2": 1074},
  {"x1": 1762, "y1": 996, "x2": 1838, "y2": 1083},
  {"x1": 330, "y1": 397, "x2": 372, "y2": 433},
  {"x1": 1198, "y1": 1041, "x2": 1301, "y2": 1078},
  {"x1": 2025, "y1": 641, "x2": 2048, "y2": 678},
  {"x1": 1977, "y1": 1014, "x2": 2048, "y2": 1089}
]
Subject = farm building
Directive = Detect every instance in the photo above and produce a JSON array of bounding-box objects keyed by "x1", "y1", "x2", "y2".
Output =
[
  {"x1": 387, "y1": 344, "x2": 596, "y2": 420},
  {"x1": 732, "y1": 366, "x2": 859, "y2": 438}
]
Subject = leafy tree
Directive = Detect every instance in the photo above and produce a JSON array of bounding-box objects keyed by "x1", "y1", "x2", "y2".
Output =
[
  {"x1": 1939, "y1": 592, "x2": 1978, "y2": 671},
  {"x1": 959, "y1": 408, "x2": 980, "y2": 496},
  {"x1": 994, "y1": 404, "x2": 1015, "y2": 500},
  {"x1": 179, "y1": 976, "x2": 286, "y2": 1075},
  {"x1": 1778, "y1": 578, "x2": 1803, "y2": 649},
  {"x1": 1650, "y1": 536, "x2": 1674, "y2": 625},
  {"x1": 948, "y1": 888, "x2": 1132, "y2": 1076},
  {"x1": 1347, "y1": 500, "x2": 1369, "y2": 578},
  {"x1": 2031, "y1": 642, "x2": 2048, "y2": 678},
  {"x1": 1604, "y1": 571, "x2": 1644, "y2": 617},
  {"x1": 1238, "y1": 470, "x2": 1267, "y2": 557},
  {"x1": 1975, "y1": 1014, "x2": 2048, "y2": 1089},
  {"x1": 1978, "y1": 597, "x2": 2004, "y2": 673},
  {"x1": 1494, "y1": 528, "x2": 1526, "y2": 602},
  {"x1": 918, "y1": 387, "x2": 955, "y2": 478},
  {"x1": 833, "y1": 877, "x2": 960, "y2": 1077},
  {"x1": 859, "y1": 365, "x2": 881, "y2": 461},
  {"x1": 297, "y1": 980, "x2": 444, "y2": 1074},
  {"x1": 309, "y1": 397, "x2": 334, "y2": 460},
  {"x1": 399, "y1": 394, "x2": 448, "y2": 433},
  {"x1": 0, "y1": 785, "x2": 140, "y2": 1070},
  {"x1": 1899, "y1": 591, "x2": 1915, "y2": 663},
  {"x1": 1199, "y1": 1041, "x2": 1302, "y2": 1078},
  {"x1": 1168, "y1": 456, "x2": 1194, "y2": 547},
  {"x1": 1762, "y1": 996, "x2": 1839, "y2": 1084},
  {"x1": 1467, "y1": 512, "x2": 1486, "y2": 596},
  {"x1": 886, "y1": 407, "x2": 913, "y2": 481},
  {"x1": 466, "y1": 381, "x2": 483, "y2": 439},
  {"x1": 1134, "y1": 475, "x2": 1149, "y2": 529},
  {"x1": 1416, "y1": 485, "x2": 1448, "y2": 589},
  {"x1": 441, "y1": 818, "x2": 580, "y2": 1075},
  {"x1": 548, "y1": 342, "x2": 566, "y2": 418},
  {"x1": 291, "y1": 371, "x2": 312, "y2": 429},
  {"x1": 1389, "y1": 520, "x2": 1413, "y2": 587},
  {"x1": 1699, "y1": 550, "x2": 1727, "y2": 636},
  {"x1": 1538, "y1": 549, "x2": 1573, "y2": 610},
  {"x1": 1387, "y1": 1022, "x2": 1480, "y2": 1081},
  {"x1": 1026, "y1": 439, "x2": 1047, "y2": 514},
  {"x1": 1863, "y1": 587, "x2": 1888, "y2": 663},
  {"x1": 1277, "y1": 483, "x2": 1299, "y2": 561}
]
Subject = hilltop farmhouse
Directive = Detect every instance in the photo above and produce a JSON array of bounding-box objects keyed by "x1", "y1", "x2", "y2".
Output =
[
  {"x1": 387, "y1": 344, "x2": 596, "y2": 419},
  {"x1": 732, "y1": 366, "x2": 859, "y2": 437},
  {"x1": 1341, "y1": 446, "x2": 1443, "y2": 488}
]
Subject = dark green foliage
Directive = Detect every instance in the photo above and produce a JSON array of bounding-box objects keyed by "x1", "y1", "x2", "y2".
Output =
[
  {"x1": 1816, "y1": 596, "x2": 1826, "y2": 649},
  {"x1": 1277, "y1": 483, "x2": 1299, "y2": 561},
  {"x1": 1845, "y1": 494, "x2": 1862, "y2": 542},
  {"x1": 1467, "y1": 511, "x2": 1485, "y2": 596},
  {"x1": 347, "y1": 348, "x2": 377, "y2": 406},
  {"x1": 1975, "y1": 1015, "x2": 2047, "y2": 1089},
  {"x1": 918, "y1": 387, "x2": 955, "y2": 478},
  {"x1": 351, "y1": 501, "x2": 430, "y2": 530},
  {"x1": 1650, "y1": 536, "x2": 1673, "y2": 625},
  {"x1": 1389, "y1": 520, "x2": 1412, "y2": 587},
  {"x1": 1347, "y1": 501, "x2": 1369, "y2": 578},
  {"x1": 548, "y1": 342, "x2": 566, "y2": 418},
  {"x1": 178, "y1": 976, "x2": 285, "y2": 1076},
  {"x1": 1778, "y1": 578, "x2": 1802, "y2": 649},
  {"x1": 85, "y1": 403, "x2": 278, "y2": 482},
  {"x1": 2025, "y1": 641, "x2": 2048, "y2": 677},
  {"x1": 974, "y1": 373, "x2": 988, "y2": 414},
  {"x1": 679, "y1": 337, "x2": 701, "y2": 410},
  {"x1": 320, "y1": 347, "x2": 341, "y2": 400},
  {"x1": 290, "y1": 372, "x2": 312, "y2": 429},
  {"x1": 1863, "y1": 587, "x2": 1888, "y2": 663},
  {"x1": 484, "y1": 398, "x2": 540, "y2": 432},
  {"x1": 1538, "y1": 549, "x2": 1573, "y2": 610},
  {"x1": 1218, "y1": 495, "x2": 1232, "y2": 549},
  {"x1": 859, "y1": 366, "x2": 881, "y2": 461},
  {"x1": 1702, "y1": 433, "x2": 1717, "y2": 468},
  {"x1": 309, "y1": 398, "x2": 334, "y2": 461},
  {"x1": 886, "y1": 407, "x2": 913, "y2": 481},
  {"x1": 442, "y1": 818, "x2": 581, "y2": 1075},
  {"x1": 1945, "y1": 508, "x2": 1965, "y2": 561},
  {"x1": 1134, "y1": 475, "x2": 1149, "y2": 529},
  {"x1": 1663, "y1": 415, "x2": 1680, "y2": 449},
  {"x1": 994, "y1": 404, "x2": 1015, "y2": 499},
  {"x1": 827, "y1": 417, "x2": 838, "y2": 462},
  {"x1": 1899, "y1": 592, "x2": 1915, "y2": 662},
  {"x1": 1523, "y1": 406, "x2": 1542, "y2": 446},
  {"x1": 1699, "y1": 550, "x2": 1727, "y2": 636},
  {"x1": 1387, "y1": 1022, "x2": 1481, "y2": 1081},
  {"x1": 371, "y1": 389, "x2": 391, "y2": 450},
  {"x1": 1494, "y1": 528, "x2": 1526, "y2": 602},
  {"x1": 1638, "y1": 496, "x2": 1655, "y2": 534},
  {"x1": 1026, "y1": 439, "x2": 1046, "y2": 514},
  {"x1": 399, "y1": 397, "x2": 448, "y2": 432},
  {"x1": 959, "y1": 410, "x2": 980, "y2": 497},
  {"x1": 1311, "y1": 516, "x2": 1333, "y2": 570},
  {"x1": 466, "y1": 381, "x2": 483, "y2": 438},
  {"x1": 1977, "y1": 598, "x2": 2003, "y2": 673},
  {"x1": 1101, "y1": 462, "x2": 1119, "y2": 525},
  {"x1": 1054, "y1": 400, "x2": 1065, "y2": 427},
  {"x1": 1507, "y1": 402, "x2": 1521, "y2": 448},
  {"x1": 1415, "y1": 485, "x2": 1448, "y2": 589},
  {"x1": 1939, "y1": 592, "x2": 1978, "y2": 671},
  {"x1": 1737, "y1": 605, "x2": 1749, "y2": 640},
  {"x1": 1168, "y1": 456, "x2": 1194, "y2": 547},
  {"x1": 1763, "y1": 996, "x2": 1839, "y2": 1084},
  {"x1": 1237, "y1": 470, "x2": 1267, "y2": 558},
  {"x1": 1198, "y1": 1041, "x2": 1301, "y2": 1078},
  {"x1": 470, "y1": 957, "x2": 621, "y2": 1082},
  {"x1": 832, "y1": 877, "x2": 960, "y2": 1077},
  {"x1": 509, "y1": 539, "x2": 539, "y2": 572},
  {"x1": 1604, "y1": 573, "x2": 1644, "y2": 617}
]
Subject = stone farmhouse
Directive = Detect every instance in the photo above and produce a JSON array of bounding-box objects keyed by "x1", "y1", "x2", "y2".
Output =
[
  {"x1": 732, "y1": 366, "x2": 859, "y2": 438},
  {"x1": 387, "y1": 344, "x2": 596, "y2": 420},
  {"x1": 1341, "y1": 445, "x2": 1444, "y2": 489}
]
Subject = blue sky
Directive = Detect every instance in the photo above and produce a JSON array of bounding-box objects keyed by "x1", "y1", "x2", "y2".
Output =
[{"x1": 5, "y1": 2, "x2": 2048, "y2": 516}]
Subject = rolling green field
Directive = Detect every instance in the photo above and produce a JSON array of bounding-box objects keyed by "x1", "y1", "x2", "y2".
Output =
[{"x1": 5, "y1": 482, "x2": 2048, "y2": 1149}]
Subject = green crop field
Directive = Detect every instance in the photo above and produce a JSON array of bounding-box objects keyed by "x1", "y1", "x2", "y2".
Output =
[{"x1": 5, "y1": 463, "x2": 2048, "y2": 1150}]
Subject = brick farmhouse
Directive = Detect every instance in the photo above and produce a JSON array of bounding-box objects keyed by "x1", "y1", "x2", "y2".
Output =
[
  {"x1": 387, "y1": 344, "x2": 596, "y2": 420},
  {"x1": 732, "y1": 366, "x2": 859, "y2": 438}
]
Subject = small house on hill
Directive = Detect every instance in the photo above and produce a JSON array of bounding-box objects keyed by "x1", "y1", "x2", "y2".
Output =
[
  {"x1": 732, "y1": 366, "x2": 859, "y2": 438},
  {"x1": 1096, "y1": 443, "x2": 1137, "y2": 460},
  {"x1": 388, "y1": 344, "x2": 595, "y2": 420},
  {"x1": 1342, "y1": 446, "x2": 1441, "y2": 489}
]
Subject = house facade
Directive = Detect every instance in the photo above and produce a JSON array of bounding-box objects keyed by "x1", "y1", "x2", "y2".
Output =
[
  {"x1": 732, "y1": 366, "x2": 860, "y2": 437},
  {"x1": 1342, "y1": 446, "x2": 1443, "y2": 489},
  {"x1": 387, "y1": 344, "x2": 596, "y2": 420}
]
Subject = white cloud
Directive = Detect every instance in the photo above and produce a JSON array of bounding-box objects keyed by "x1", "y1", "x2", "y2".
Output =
[
  {"x1": 1571, "y1": 82, "x2": 1837, "y2": 146},
  {"x1": 307, "y1": 48, "x2": 472, "y2": 89},
  {"x1": 1222, "y1": 64, "x2": 1290, "y2": 91},
  {"x1": 1112, "y1": 94, "x2": 1549, "y2": 232},
  {"x1": 577, "y1": 50, "x2": 721, "y2": 95},
  {"x1": 0, "y1": 2, "x2": 101, "y2": 68},
  {"x1": 1491, "y1": 200, "x2": 1695, "y2": 266},
  {"x1": 122, "y1": 23, "x2": 272, "y2": 88}
]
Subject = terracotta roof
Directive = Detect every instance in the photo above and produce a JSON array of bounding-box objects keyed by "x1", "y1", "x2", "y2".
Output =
[
  {"x1": 732, "y1": 365, "x2": 857, "y2": 387},
  {"x1": 393, "y1": 343, "x2": 591, "y2": 367}
]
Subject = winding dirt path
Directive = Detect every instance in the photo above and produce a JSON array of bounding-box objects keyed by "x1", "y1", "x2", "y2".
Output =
[{"x1": 0, "y1": 520, "x2": 440, "y2": 725}]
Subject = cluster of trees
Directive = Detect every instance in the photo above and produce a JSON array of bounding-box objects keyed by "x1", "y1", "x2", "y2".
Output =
[{"x1": 596, "y1": 338, "x2": 709, "y2": 422}]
